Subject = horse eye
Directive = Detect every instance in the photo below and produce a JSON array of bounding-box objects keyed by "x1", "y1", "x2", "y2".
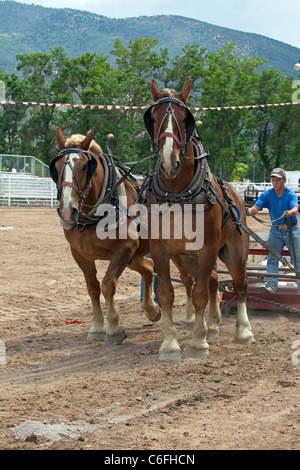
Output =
[{"x1": 81, "y1": 164, "x2": 87, "y2": 171}]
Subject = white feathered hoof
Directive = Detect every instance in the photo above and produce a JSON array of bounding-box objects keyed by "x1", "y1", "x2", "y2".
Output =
[
  {"x1": 234, "y1": 330, "x2": 256, "y2": 345},
  {"x1": 87, "y1": 327, "x2": 106, "y2": 342},
  {"x1": 105, "y1": 327, "x2": 127, "y2": 345},
  {"x1": 159, "y1": 349, "x2": 183, "y2": 361},
  {"x1": 183, "y1": 345, "x2": 209, "y2": 360},
  {"x1": 158, "y1": 338, "x2": 182, "y2": 361}
]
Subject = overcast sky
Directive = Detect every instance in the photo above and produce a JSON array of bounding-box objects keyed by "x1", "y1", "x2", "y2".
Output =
[{"x1": 10, "y1": 0, "x2": 300, "y2": 49}]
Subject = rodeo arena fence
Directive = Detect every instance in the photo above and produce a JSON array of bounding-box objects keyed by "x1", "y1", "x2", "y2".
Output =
[
  {"x1": 1, "y1": 153, "x2": 300, "y2": 208},
  {"x1": 0, "y1": 154, "x2": 58, "y2": 207}
]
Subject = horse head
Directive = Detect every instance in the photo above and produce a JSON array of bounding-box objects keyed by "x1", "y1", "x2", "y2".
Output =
[
  {"x1": 144, "y1": 79, "x2": 195, "y2": 179},
  {"x1": 50, "y1": 127, "x2": 101, "y2": 224}
]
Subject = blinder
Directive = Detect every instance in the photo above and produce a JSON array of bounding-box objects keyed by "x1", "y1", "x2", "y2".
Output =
[
  {"x1": 143, "y1": 96, "x2": 195, "y2": 147},
  {"x1": 49, "y1": 147, "x2": 97, "y2": 199}
]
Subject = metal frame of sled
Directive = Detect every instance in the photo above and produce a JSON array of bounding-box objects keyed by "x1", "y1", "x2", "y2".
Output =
[{"x1": 220, "y1": 233, "x2": 300, "y2": 313}]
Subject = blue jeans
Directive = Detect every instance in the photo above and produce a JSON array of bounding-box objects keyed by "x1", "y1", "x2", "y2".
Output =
[
  {"x1": 266, "y1": 225, "x2": 300, "y2": 293},
  {"x1": 140, "y1": 254, "x2": 160, "y2": 305}
]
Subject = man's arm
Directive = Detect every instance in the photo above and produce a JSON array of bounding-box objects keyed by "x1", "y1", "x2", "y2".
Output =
[
  {"x1": 283, "y1": 207, "x2": 298, "y2": 217},
  {"x1": 247, "y1": 205, "x2": 262, "y2": 216}
]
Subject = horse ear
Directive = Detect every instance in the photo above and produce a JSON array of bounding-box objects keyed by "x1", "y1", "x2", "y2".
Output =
[
  {"x1": 150, "y1": 79, "x2": 161, "y2": 101},
  {"x1": 56, "y1": 127, "x2": 66, "y2": 150},
  {"x1": 80, "y1": 127, "x2": 95, "y2": 150},
  {"x1": 178, "y1": 79, "x2": 193, "y2": 104}
]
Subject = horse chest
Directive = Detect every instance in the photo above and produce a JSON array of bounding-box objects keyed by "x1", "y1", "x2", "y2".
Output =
[{"x1": 64, "y1": 231, "x2": 115, "y2": 260}]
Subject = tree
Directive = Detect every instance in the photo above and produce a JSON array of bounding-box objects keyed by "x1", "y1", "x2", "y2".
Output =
[
  {"x1": 169, "y1": 44, "x2": 206, "y2": 93},
  {"x1": 0, "y1": 71, "x2": 28, "y2": 154},
  {"x1": 1, "y1": 40, "x2": 299, "y2": 179},
  {"x1": 109, "y1": 37, "x2": 169, "y2": 164},
  {"x1": 199, "y1": 43, "x2": 266, "y2": 180},
  {"x1": 15, "y1": 47, "x2": 69, "y2": 162},
  {"x1": 254, "y1": 70, "x2": 300, "y2": 174}
]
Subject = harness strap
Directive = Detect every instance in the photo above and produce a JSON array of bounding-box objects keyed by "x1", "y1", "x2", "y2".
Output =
[
  {"x1": 77, "y1": 153, "x2": 151, "y2": 232},
  {"x1": 157, "y1": 132, "x2": 183, "y2": 147}
]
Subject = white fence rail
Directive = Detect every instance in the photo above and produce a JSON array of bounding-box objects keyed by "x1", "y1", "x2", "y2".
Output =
[
  {"x1": 230, "y1": 181, "x2": 300, "y2": 203},
  {"x1": 0, "y1": 174, "x2": 58, "y2": 207},
  {"x1": 1, "y1": 175, "x2": 299, "y2": 208}
]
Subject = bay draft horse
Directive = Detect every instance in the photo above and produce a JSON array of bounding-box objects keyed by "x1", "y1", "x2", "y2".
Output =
[
  {"x1": 49, "y1": 127, "x2": 161, "y2": 345},
  {"x1": 143, "y1": 79, "x2": 255, "y2": 360}
]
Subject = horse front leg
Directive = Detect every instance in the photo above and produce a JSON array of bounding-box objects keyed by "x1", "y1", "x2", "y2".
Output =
[
  {"x1": 152, "y1": 246, "x2": 181, "y2": 361},
  {"x1": 128, "y1": 256, "x2": 161, "y2": 322},
  {"x1": 183, "y1": 274, "x2": 210, "y2": 359},
  {"x1": 101, "y1": 244, "x2": 136, "y2": 345},
  {"x1": 232, "y1": 278, "x2": 255, "y2": 344},
  {"x1": 70, "y1": 248, "x2": 105, "y2": 342},
  {"x1": 183, "y1": 250, "x2": 221, "y2": 359},
  {"x1": 220, "y1": 246, "x2": 255, "y2": 344}
]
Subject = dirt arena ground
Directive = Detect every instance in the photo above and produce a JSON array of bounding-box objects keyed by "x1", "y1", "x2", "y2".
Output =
[{"x1": 0, "y1": 206, "x2": 299, "y2": 451}]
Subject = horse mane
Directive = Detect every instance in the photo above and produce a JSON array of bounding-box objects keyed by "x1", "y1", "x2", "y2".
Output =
[
  {"x1": 65, "y1": 133, "x2": 102, "y2": 155},
  {"x1": 162, "y1": 88, "x2": 171, "y2": 96}
]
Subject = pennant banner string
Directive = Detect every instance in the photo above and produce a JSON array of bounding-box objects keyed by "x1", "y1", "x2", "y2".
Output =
[{"x1": 0, "y1": 100, "x2": 300, "y2": 111}]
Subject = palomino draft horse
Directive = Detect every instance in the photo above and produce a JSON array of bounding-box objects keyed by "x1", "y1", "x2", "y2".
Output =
[
  {"x1": 50, "y1": 127, "x2": 160, "y2": 344},
  {"x1": 144, "y1": 79, "x2": 255, "y2": 360}
]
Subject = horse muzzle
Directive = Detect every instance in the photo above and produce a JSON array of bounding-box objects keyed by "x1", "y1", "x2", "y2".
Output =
[
  {"x1": 160, "y1": 158, "x2": 181, "y2": 179},
  {"x1": 57, "y1": 205, "x2": 79, "y2": 224}
]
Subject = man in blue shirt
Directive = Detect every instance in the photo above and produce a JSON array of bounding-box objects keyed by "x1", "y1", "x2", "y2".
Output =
[{"x1": 248, "y1": 168, "x2": 300, "y2": 293}]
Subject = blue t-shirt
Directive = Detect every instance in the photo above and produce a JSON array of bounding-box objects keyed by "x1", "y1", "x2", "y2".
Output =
[{"x1": 255, "y1": 187, "x2": 298, "y2": 226}]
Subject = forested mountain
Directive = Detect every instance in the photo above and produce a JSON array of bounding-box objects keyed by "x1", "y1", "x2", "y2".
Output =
[{"x1": 0, "y1": 0, "x2": 299, "y2": 76}]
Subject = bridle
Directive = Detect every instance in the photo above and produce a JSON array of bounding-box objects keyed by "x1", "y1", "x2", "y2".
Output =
[
  {"x1": 49, "y1": 147, "x2": 97, "y2": 201},
  {"x1": 143, "y1": 94, "x2": 196, "y2": 158}
]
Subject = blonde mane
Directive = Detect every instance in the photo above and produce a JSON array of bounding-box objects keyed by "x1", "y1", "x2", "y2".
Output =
[
  {"x1": 65, "y1": 133, "x2": 102, "y2": 155},
  {"x1": 162, "y1": 88, "x2": 171, "y2": 96}
]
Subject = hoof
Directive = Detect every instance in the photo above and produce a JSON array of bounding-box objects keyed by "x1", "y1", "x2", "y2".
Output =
[
  {"x1": 159, "y1": 350, "x2": 183, "y2": 362},
  {"x1": 145, "y1": 305, "x2": 161, "y2": 323},
  {"x1": 105, "y1": 328, "x2": 127, "y2": 345},
  {"x1": 235, "y1": 334, "x2": 256, "y2": 345},
  {"x1": 87, "y1": 329, "x2": 106, "y2": 342},
  {"x1": 183, "y1": 346, "x2": 209, "y2": 360}
]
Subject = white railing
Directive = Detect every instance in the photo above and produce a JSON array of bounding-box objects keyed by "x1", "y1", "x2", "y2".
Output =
[
  {"x1": 230, "y1": 181, "x2": 300, "y2": 198},
  {"x1": 0, "y1": 174, "x2": 58, "y2": 207},
  {"x1": 1, "y1": 175, "x2": 299, "y2": 208},
  {"x1": 0, "y1": 154, "x2": 49, "y2": 177}
]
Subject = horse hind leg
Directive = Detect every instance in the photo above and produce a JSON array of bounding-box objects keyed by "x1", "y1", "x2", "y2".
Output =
[
  {"x1": 206, "y1": 266, "x2": 222, "y2": 338},
  {"x1": 179, "y1": 270, "x2": 195, "y2": 330}
]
